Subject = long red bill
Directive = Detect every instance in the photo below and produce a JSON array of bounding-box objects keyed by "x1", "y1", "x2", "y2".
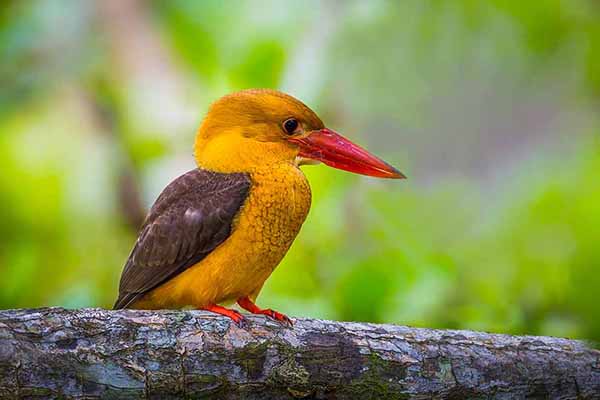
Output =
[{"x1": 288, "y1": 128, "x2": 405, "y2": 179}]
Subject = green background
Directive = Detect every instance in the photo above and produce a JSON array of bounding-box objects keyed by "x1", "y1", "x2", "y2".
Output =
[{"x1": 1, "y1": 0, "x2": 599, "y2": 342}]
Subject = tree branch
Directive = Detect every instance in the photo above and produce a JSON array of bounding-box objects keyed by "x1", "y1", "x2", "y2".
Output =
[{"x1": 0, "y1": 308, "x2": 598, "y2": 399}]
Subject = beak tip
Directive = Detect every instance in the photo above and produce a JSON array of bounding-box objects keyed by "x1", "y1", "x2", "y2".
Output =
[{"x1": 386, "y1": 165, "x2": 406, "y2": 179}]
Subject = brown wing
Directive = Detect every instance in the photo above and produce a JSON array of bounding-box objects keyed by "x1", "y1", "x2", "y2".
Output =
[{"x1": 113, "y1": 169, "x2": 251, "y2": 309}]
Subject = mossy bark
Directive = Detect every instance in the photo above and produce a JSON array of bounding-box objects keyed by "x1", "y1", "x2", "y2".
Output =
[{"x1": 0, "y1": 308, "x2": 598, "y2": 399}]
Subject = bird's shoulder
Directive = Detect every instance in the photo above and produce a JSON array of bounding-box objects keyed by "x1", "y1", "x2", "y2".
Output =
[{"x1": 146, "y1": 168, "x2": 251, "y2": 225}]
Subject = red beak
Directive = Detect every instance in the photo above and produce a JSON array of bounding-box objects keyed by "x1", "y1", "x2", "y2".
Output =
[{"x1": 288, "y1": 128, "x2": 405, "y2": 179}]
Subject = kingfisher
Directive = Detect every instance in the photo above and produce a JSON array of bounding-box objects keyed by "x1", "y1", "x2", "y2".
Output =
[{"x1": 114, "y1": 89, "x2": 404, "y2": 325}]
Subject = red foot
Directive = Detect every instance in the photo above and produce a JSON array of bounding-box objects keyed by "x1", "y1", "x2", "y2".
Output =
[
  {"x1": 238, "y1": 297, "x2": 293, "y2": 326},
  {"x1": 201, "y1": 304, "x2": 248, "y2": 328}
]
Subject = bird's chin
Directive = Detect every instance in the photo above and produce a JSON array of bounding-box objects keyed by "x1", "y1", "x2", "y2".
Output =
[{"x1": 295, "y1": 156, "x2": 321, "y2": 167}]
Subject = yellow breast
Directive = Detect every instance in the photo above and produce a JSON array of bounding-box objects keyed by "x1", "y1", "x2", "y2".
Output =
[{"x1": 136, "y1": 162, "x2": 311, "y2": 309}]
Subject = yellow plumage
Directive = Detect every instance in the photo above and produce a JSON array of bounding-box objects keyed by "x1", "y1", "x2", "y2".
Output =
[{"x1": 133, "y1": 163, "x2": 311, "y2": 309}]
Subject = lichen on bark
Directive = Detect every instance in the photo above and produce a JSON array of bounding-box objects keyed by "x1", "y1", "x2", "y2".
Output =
[{"x1": 0, "y1": 308, "x2": 598, "y2": 399}]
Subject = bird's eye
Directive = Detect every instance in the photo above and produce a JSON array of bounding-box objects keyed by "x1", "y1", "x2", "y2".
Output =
[{"x1": 283, "y1": 118, "x2": 299, "y2": 135}]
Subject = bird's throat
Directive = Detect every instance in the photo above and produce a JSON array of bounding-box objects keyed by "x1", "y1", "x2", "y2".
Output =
[{"x1": 195, "y1": 133, "x2": 298, "y2": 174}]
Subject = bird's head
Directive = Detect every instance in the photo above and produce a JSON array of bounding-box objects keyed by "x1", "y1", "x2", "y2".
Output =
[{"x1": 194, "y1": 89, "x2": 405, "y2": 179}]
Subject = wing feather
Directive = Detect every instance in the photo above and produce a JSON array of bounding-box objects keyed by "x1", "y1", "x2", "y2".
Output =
[{"x1": 113, "y1": 169, "x2": 251, "y2": 309}]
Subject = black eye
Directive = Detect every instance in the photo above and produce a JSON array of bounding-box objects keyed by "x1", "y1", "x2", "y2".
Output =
[{"x1": 283, "y1": 118, "x2": 299, "y2": 134}]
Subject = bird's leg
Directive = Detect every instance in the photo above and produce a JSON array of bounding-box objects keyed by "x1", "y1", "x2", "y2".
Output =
[
  {"x1": 237, "y1": 297, "x2": 293, "y2": 326},
  {"x1": 201, "y1": 304, "x2": 248, "y2": 328}
]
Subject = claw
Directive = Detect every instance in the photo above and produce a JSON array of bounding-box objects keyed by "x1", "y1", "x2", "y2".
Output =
[
  {"x1": 234, "y1": 314, "x2": 250, "y2": 329},
  {"x1": 264, "y1": 309, "x2": 294, "y2": 326},
  {"x1": 237, "y1": 297, "x2": 293, "y2": 327},
  {"x1": 201, "y1": 304, "x2": 249, "y2": 328}
]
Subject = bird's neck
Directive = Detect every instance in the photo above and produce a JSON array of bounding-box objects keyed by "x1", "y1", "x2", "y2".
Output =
[{"x1": 194, "y1": 132, "x2": 298, "y2": 174}]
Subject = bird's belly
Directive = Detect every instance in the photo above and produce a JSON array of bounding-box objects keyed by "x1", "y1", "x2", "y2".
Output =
[{"x1": 142, "y1": 164, "x2": 311, "y2": 308}]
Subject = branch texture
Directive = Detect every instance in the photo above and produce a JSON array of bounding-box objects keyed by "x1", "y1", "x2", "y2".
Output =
[{"x1": 0, "y1": 308, "x2": 598, "y2": 399}]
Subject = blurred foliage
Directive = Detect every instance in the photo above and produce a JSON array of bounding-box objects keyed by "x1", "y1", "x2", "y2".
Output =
[{"x1": 0, "y1": 0, "x2": 599, "y2": 342}]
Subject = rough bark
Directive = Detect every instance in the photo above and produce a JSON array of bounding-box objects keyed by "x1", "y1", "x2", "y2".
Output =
[{"x1": 0, "y1": 308, "x2": 598, "y2": 399}]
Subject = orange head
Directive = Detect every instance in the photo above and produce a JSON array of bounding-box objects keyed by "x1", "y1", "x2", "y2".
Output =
[{"x1": 194, "y1": 89, "x2": 405, "y2": 178}]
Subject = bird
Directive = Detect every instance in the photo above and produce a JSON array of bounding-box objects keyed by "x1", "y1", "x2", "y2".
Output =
[{"x1": 113, "y1": 89, "x2": 404, "y2": 326}]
